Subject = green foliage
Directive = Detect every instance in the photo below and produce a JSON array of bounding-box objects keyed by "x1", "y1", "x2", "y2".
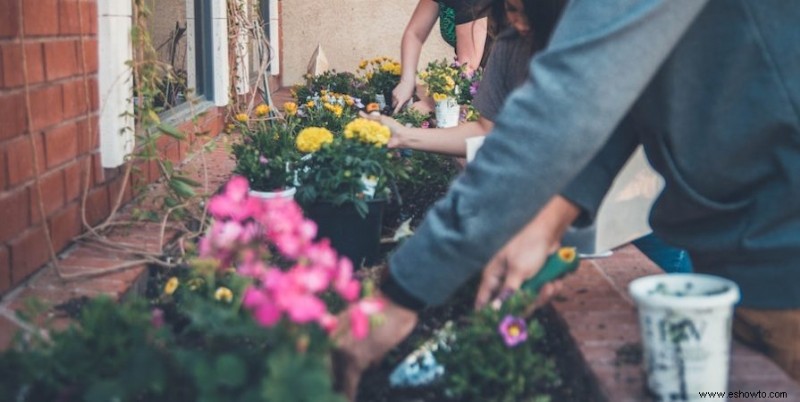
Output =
[
  {"x1": 0, "y1": 266, "x2": 345, "y2": 402},
  {"x1": 292, "y1": 71, "x2": 368, "y2": 103},
  {"x1": 435, "y1": 291, "x2": 561, "y2": 402},
  {"x1": 295, "y1": 135, "x2": 408, "y2": 218},
  {"x1": 232, "y1": 118, "x2": 300, "y2": 191}
]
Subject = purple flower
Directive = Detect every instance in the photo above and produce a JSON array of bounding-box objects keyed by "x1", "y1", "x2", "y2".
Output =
[
  {"x1": 421, "y1": 121, "x2": 430, "y2": 129},
  {"x1": 354, "y1": 98, "x2": 365, "y2": 109},
  {"x1": 498, "y1": 315, "x2": 528, "y2": 347},
  {"x1": 469, "y1": 82, "x2": 479, "y2": 96},
  {"x1": 151, "y1": 308, "x2": 165, "y2": 329},
  {"x1": 259, "y1": 155, "x2": 269, "y2": 165}
]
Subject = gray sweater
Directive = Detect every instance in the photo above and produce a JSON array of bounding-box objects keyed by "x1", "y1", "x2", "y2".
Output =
[{"x1": 386, "y1": 0, "x2": 800, "y2": 309}]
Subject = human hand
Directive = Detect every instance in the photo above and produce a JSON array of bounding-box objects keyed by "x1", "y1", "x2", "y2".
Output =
[
  {"x1": 392, "y1": 80, "x2": 416, "y2": 114},
  {"x1": 475, "y1": 196, "x2": 580, "y2": 310},
  {"x1": 332, "y1": 295, "x2": 418, "y2": 401},
  {"x1": 358, "y1": 111, "x2": 408, "y2": 148}
]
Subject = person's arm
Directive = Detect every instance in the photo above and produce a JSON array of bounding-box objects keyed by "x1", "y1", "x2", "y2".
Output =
[
  {"x1": 363, "y1": 112, "x2": 493, "y2": 157},
  {"x1": 386, "y1": 0, "x2": 711, "y2": 309},
  {"x1": 393, "y1": 0, "x2": 440, "y2": 113},
  {"x1": 454, "y1": 17, "x2": 488, "y2": 72}
]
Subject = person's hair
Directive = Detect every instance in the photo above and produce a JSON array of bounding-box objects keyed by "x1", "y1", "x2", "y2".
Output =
[{"x1": 485, "y1": 0, "x2": 567, "y2": 50}]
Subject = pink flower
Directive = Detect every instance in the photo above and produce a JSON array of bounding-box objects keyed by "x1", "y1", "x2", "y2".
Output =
[
  {"x1": 319, "y1": 314, "x2": 339, "y2": 334},
  {"x1": 151, "y1": 308, "x2": 165, "y2": 329},
  {"x1": 350, "y1": 305, "x2": 369, "y2": 340},
  {"x1": 208, "y1": 176, "x2": 253, "y2": 221},
  {"x1": 285, "y1": 294, "x2": 327, "y2": 323},
  {"x1": 334, "y1": 258, "x2": 361, "y2": 301},
  {"x1": 498, "y1": 315, "x2": 528, "y2": 347},
  {"x1": 243, "y1": 288, "x2": 282, "y2": 326}
]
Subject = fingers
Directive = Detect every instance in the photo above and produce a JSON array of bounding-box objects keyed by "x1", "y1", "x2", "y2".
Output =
[
  {"x1": 534, "y1": 281, "x2": 563, "y2": 309},
  {"x1": 475, "y1": 254, "x2": 506, "y2": 309}
]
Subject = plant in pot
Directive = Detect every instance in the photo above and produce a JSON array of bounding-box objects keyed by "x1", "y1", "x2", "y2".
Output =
[
  {"x1": 291, "y1": 70, "x2": 368, "y2": 106},
  {"x1": 358, "y1": 56, "x2": 402, "y2": 112},
  {"x1": 419, "y1": 58, "x2": 479, "y2": 128},
  {"x1": 294, "y1": 118, "x2": 408, "y2": 267},
  {"x1": 295, "y1": 90, "x2": 362, "y2": 134},
  {"x1": 231, "y1": 104, "x2": 300, "y2": 199}
]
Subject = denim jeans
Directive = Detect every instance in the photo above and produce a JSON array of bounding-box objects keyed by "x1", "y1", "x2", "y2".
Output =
[{"x1": 632, "y1": 234, "x2": 693, "y2": 273}]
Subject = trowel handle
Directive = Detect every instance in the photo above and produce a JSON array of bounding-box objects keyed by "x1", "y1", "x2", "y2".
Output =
[{"x1": 521, "y1": 247, "x2": 580, "y2": 293}]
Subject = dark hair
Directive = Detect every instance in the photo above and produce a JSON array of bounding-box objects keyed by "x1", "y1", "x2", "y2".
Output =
[{"x1": 487, "y1": 0, "x2": 567, "y2": 49}]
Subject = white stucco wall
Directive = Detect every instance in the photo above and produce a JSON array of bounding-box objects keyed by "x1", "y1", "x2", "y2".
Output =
[{"x1": 281, "y1": 0, "x2": 452, "y2": 87}]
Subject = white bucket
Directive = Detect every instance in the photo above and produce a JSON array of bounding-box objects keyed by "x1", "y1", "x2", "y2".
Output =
[
  {"x1": 434, "y1": 97, "x2": 460, "y2": 128},
  {"x1": 248, "y1": 186, "x2": 297, "y2": 200},
  {"x1": 629, "y1": 274, "x2": 740, "y2": 402}
]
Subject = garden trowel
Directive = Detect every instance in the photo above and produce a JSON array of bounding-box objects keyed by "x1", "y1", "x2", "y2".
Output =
[{"x1": 388, "y1": 247, "x2": 580, "y2": 388}]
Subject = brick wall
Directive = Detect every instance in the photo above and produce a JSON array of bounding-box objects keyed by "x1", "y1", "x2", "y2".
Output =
[{"x1": 0, "y1": 0, "x2": 224, "y2": 295}]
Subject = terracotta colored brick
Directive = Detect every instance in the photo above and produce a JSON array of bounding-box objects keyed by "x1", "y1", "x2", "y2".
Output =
[
  {"x1": 90, "y1": 152, "x2": 104, "y2": 184},
  {"x1": 29, "y1": 85, "x2": 63, "y2": 131},
  {"x1": 81, "y1": 1, "x2": 97, "y2": 35},
  {"x1": 0, "y1": 149, "x2": 5, "y2": 191},
  {"x1": 76, "y1": 115, "x2": 99, "y2": 153},
  {"x1": 6, "y1": 134, "x2": 46, "y2": 186},
  {"x1": 9, "y1": 225, "x2": 50, "y2": 285},
  {"x1": 48, "y1": 202, "x2": 80, "y2": 252},
  {"x1": 62, "y1": 160, "x2": 85, "y2": 202},
  {"x1": 0, "y1": 0, "x2": 20, "y2": 38},
  {"x1": 0, "y1": 246, "x2": 10, "y2": 294},
  {"x1": 44, "y1": 121, "x2": 78, "y2": 168},
  {"x1": 76, "y1": 38, "x2": 98, "y2": 74},
  {"x1": 0, "y1": 187, "x2": 28, "y2": 243},
  {"x1": 44, "y1": 40, "x2": 78, "y2": 81},
  {"x1": 61, "y1": 79, "x2": 90, "y2": 119},
  {"x1": 0, "y1": 92, "x2": 27, "y2": 140},
  {"x1": 0, "y1": 42, "x2": 44, "y2": 88},
  {"x1": 85, "y1": 186, "x2": 109, "y2": 226},
  {"x1": 22, "y1": 0, "x2": 59, "y2": 36},
  {"x1": 29, "y1": 169, "x2": 65, "y2": 223},
  {"x1": 88, "y1": 76, "x2": 98, "y2": 109},
  {"x1": 58, "y1": 0, "x2": 83, "y2": 35}
]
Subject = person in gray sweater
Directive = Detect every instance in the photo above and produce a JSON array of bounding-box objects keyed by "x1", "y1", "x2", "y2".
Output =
[{"x1": 335, "y1": 1, "x2": 800, "y2": 398}]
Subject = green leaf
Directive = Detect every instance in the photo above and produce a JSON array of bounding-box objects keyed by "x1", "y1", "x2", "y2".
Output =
[
  {"x1": 157, "y1": 123, "x2": 186, "y2": 140},
  {"x1": 215, "y1": 354, "x2": 246, "y2": 387},
  {"x1": 169, "y1": 179, "x2": 196, "y2": 198},
  {"x1": 172, "y1": 175, "x2": 202, "y2": 187}
]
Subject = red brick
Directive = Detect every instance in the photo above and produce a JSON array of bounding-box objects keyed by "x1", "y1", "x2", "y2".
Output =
[
  {"x1": 44, "y1": 40, "x2": 78, "y2": 81},
  {"x1": 0, "y1": 92, "x2": 27, "y2": 140},
  {"x1": 9, "y1": 225, "x2": 50, "y2": 285},
  {"x1": 58, "y1": 0, "x2": 83, "y2": 35},
  {"x1": 0, "y1": 42, "x2": 45, "y2": 88},
  {"x1": 0, "y1": 187, "x2": 28, "y2": 243},
  {"x1": 62, "y1": 79, "x2": 90, "y2": 119},
  {"x1": 81, "y1": 1, "x2": 97, "y2": 35},
  {"x1": 48, "y1": 202, "x2": 80, "y2": 252},
  {"x1": 75, "y1": 115, "x2": 98, "y2": 153},
  {"x1": 0, "y1": 0, "x2": 20, "y2": 38},
  {"x1": 29, "y1": 85, "x2": 63, "y2": 131},
  {"x1": 29, "y1": 169, "x2": 65, "y2": 223},
  {"x1": 62, "y1": 160, "x2": 84, "y2": 202},
  {"x1": 6, "y1": 134, "x2": 46, "y2": 186},
  {"x1": 22, "y1": 0, "x2": 59, "y2": 36},
  {"x1": 44, "y1": 122, "x2": 78, "y2": 168},
  {"x1": 0, "y1": 246, "x2": 10, "y2": 294},
  {"x1": 88, "y1": 77, "x2": 98, "y2": 110},
  {"x1": 90, "y1": 152, "x2": 104, "y2": 185},
  {"x1": 77, "y1": 38, "x2": 100, "y2": 73},
  {"x1": 85, "y1": 186, "x2": 109, "y2": 226},
  {"x1": 0, "y1": 149, "x2": 5, "y2": 191}
]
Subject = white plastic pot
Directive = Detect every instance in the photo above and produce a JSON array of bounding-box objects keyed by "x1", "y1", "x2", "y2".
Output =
[
  {"x1": 248, "y1": 186, "x2": 297, "y2": 200},
  {"x1": 629, "y1": 273, "x2": 740, "y2": 402},
  {"x1": 434, "y1": 97, "x2": 459, "y2": 128}
]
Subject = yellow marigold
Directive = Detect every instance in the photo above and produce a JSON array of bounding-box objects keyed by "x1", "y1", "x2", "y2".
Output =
[
  {"x1": 284, "y1": 101, "x2": 298, "y2": 116},
  {"x1": 432, "y1": 93, "x2": 448, "y2": 102},
  {"x1": 320, "y1": 89, "x2": 328, "y2": 96},
  {"x1": 214, "y1": 287, "x2": 234, "y2": 303},
  {"x1": 255, "y1": 104, "x2": 270, "y2": 117},
  {"x1": 235, "y1": 113, "x2": 248, "y2": 123},
  {"x1": 344, "y1": 118, "x2": 390, "y2": 146},
  {"x1": 345, "y1": 96, "x2": 355, "y2": 106},
  {"x1": 366, "y1": 71, "x2": 374, "y2": 81},
  {"x1": 444, "y1": 76, "x2": 456, "y2": 91},
  {"x1": 358, "y1": 59, "x2": 368, "y2": 69},
  {"x1": 296, "y1": 127, "x2": 334, "y2": 153},
  {"x1": 164, "y1": 277, "x2": 179, "y2": 295},
  {"x1": 333, "y1": 105, "x2": 343, "y2": 117},
  {"x1": 306, "y1": 100, "x2": 315, "y2": 108}
]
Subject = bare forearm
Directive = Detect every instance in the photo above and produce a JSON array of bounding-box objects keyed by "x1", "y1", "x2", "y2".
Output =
[{"x1": 395, "y1": 119, "x2": 493, "y2": 157}]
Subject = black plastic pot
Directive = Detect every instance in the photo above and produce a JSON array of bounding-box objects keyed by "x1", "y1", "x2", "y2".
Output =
[{"x1": 304, "y1": 200, "x2": 386, "y2": 268}]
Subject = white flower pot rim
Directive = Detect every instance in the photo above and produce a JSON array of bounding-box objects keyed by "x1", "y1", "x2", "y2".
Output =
[
  {"x1": 629, "y1": 273, "x2": 740, "y2": 310},
  {"x1": 249, "y1": 186, "x2": 297, "y2": 199}
]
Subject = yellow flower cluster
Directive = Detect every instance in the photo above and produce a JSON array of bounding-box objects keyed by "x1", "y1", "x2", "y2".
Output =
[
  {"x1": 255, "y1": 104, "x2": 270, "y2": 117},
  {"x1": 359, "y1": 56, "x2": 401, "y2": 77},
  {"x1": 344, "y1": 118, "x2": 390, "y2": 146},
  {"x1": 432, "y1": 93, "x2": 449, "y2": 102},
  {"x1": 164, "y1": 277, "x2": 179, "y2": 295},
  {"x1": 284, "y1": 101, "x2": 298, "y2": 116},
  {"x1": 296, "y1": 127, "x2": 334, "y2": 153},
  {"x1": 324, "y1": 102, "x2": 344, "y2": 117},
  {"x1": 214, "y1": 287, "x2": 233, "y2": 303},
  {"x1": 235, "y1": 113, "x2": 248, "y2": 123}
]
